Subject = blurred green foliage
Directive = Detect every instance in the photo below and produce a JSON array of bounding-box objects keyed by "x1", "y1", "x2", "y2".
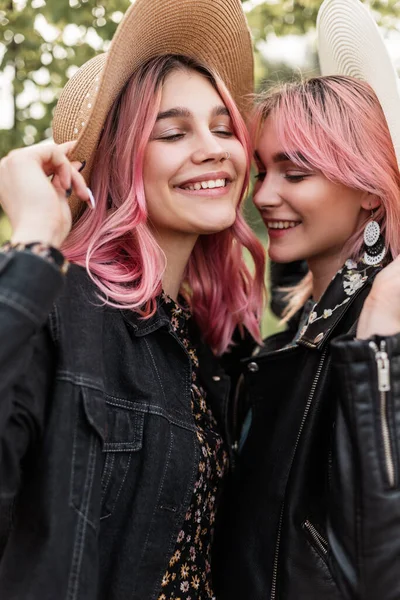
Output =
[
  {"x1": 1, "y1": 0, "x2": 398, "y2": 157},
  {"x1": 245, "y1": 0, "x2": 400, "y2": 40},
  {"x1": 0, "y1": 0, "x2": 133, "y2": 155}
]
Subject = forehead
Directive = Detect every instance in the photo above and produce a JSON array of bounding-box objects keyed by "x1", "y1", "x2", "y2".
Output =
[
  {"x1": 256, "y1": 116, "x2": 284, "y2": 159},
  {"x1": 160, "y1": 68, "x2": 224, "y2": 111},
  {"x1": 255, "y1": 116, "x2": 310, "y2": 167}
]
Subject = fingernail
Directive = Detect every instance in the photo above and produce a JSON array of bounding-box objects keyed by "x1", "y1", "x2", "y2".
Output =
[
  {"x1": 78, "y1": 160, "x2": 86, "y2": 173},
  {"x1": 66, "y1": 187, "x2": 72, "y2": 198},
  {"x1": 87, "y1": 187, "x2": 96, "y2": 209}
]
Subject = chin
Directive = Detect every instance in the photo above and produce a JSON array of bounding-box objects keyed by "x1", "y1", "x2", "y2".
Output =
[
  {"x1": 268, "y1": 248, "x2": 303, "y2": 264},
  {"x1": 195, "y1": 212, "x2": 236, "y2": 235}
]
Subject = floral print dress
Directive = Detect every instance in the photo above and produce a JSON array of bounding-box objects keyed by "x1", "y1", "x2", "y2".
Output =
[{"x1": 157, "y1": 294, "x2": 229, "y2": 600}]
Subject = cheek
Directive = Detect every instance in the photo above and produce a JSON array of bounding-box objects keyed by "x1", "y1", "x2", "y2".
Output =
[
  {"x1": 143, "y1": 145, "x2": 180, "y2": 190},
  {"x1": 232, "y1": 142, "x2": 248, "y2": 182},
  {"x1": 285, "y1": 180, "x2": 337, "y2": 218}
]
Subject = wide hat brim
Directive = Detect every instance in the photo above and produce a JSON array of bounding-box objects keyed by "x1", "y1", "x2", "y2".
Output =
[
  {"x1": 52, "y1": 0, "x2": 254, "y2": 217},
  {"x1": 317, "y1": 0, "x2": 400, "y2": 170}
]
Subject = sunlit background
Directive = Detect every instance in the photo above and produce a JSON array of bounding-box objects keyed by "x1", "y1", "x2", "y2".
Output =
[{"x1": 1, "y1": 0, "x2": 399, "y2": 331}]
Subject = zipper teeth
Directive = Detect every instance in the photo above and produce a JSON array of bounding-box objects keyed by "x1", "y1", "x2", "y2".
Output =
[
  {"x1": 370, "y1": 341, "x2": 395, "y2": 488},
  {"x1": 380, "y1": 389, "x2": 395, "y2": 486},
  {"x1": 270, "y1": 349, "x2": 328, "y2": 600},
  {"x1": 304, "y1": 520, "x2": 328, "y2": 555},
  {"x1": 300, "y1": 340, "x2": 320, "y2": 349}
]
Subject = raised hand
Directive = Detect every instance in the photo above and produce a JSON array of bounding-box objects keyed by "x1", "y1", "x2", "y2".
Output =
[
  {"x1": 357, "y1": 256, "x2": 400, "y2": 339},
  {"x1": 0, "y1": 141, "x2": 92, "y2": 249}
]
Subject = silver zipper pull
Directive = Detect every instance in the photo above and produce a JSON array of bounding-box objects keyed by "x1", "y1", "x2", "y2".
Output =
[
  {"x1": 369, "y1": 340, "x2": 395, "y2": 487},
  {"x1": 369, "y1": 341, "x2": 390, "y2": 391}
]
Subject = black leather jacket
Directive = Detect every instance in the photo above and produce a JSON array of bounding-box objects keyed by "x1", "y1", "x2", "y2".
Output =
[
  {"x1": 0, "y1": 249, "x2": 236, "y2": 600},
  {"x1": 215, "y1": 259, "x2": 400, "y2": 600}
]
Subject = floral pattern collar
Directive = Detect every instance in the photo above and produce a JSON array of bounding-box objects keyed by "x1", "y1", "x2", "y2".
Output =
[{"x1": 297, "y1": 258, "x2": 382, "y2": 349}]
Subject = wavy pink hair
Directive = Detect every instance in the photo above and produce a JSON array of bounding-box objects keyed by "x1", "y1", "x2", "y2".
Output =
[
  {"x1": 63, "y1": 55, "x2": 266, "y2": 354},
  {"x1": 252, "y1": 76, "x2": 400, "y2": 320}
]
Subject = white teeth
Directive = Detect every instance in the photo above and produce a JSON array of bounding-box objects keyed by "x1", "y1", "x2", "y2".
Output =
[
  {"x1": 267, "y1": 221, "x2": 299, "y2": 229},
  {"x1": 181, "y1": 178, "x2": 227, "y2": 190}
]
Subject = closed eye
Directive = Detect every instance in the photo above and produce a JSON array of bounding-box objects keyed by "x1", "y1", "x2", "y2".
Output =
[
  {"x1": 213, "y1": 128, "x2": 234, "y2": 137},
  {"x1": 284, "y1": 174, "x2": 310, "y2": 183},
  {"x1": 159, "y1": 133, "x2": 185, "y2": 142}
]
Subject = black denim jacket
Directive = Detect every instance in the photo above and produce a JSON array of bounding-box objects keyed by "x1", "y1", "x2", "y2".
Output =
[{"x1": 0, "y1": 250, "x2": 234, "y2": 600}]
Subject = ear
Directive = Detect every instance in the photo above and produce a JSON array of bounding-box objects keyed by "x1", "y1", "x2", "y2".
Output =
[{"x1": 360, "y1": 192, "x2": 381, "y2": 211}]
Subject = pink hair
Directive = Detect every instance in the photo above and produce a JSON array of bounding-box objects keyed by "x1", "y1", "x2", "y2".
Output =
[
  {"x1": 252, "y1": 76, "x2": 400, "y2": 320},
  {"x1": 63, "y1": 55, "x2": 266, "y2": 354}
]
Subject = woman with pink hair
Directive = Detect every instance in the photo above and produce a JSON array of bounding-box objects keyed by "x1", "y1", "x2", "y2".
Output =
[
  {"x1": 0, "y1": 0, "x2": 265, "y2": 597},
  {"x1": 216, "y1": 2, "x2": 400, "y2": 596},
  {"x1": 216, "y1": 72, "x2": 400, "y2": 600}
]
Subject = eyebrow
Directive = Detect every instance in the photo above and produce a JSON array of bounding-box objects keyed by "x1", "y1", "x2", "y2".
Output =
[
  {"x1": 273, "y1": 152, "x2": 292, "y2": 163},
  {"x1": 156, "y1": 105, "x2": 230, "y2": 122},
  {"x1": 254, "y1": 150, "x2": 310, "y2": 165}
]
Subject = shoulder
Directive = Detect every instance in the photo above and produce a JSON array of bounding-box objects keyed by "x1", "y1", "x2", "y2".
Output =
[
  {"x1": 57, "y1": 263, "x2": 99, "y2": 307},
  {"x1": 49, "y1": 264, "x2": 107, "y2": 340}
]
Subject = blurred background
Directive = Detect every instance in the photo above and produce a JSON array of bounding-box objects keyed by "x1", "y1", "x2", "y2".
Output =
[{"x1": 0, "y1": 0, "x2": 399, "y2": 330}]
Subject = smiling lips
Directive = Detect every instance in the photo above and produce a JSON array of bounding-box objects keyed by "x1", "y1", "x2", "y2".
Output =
[
  {"x1": 181, "y1": 178, "x2": 227, "y2": 191},
  {"x1": 176, "y1": 171, "x2": 232, "y2": 194},
  {"x1": 266, "y1": 220, "x2": 301, "y2": 230}
]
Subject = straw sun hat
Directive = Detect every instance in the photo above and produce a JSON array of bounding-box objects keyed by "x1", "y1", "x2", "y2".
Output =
[
  {"x1": 52, "y1": 0, "x2": 254, "y2": 216},
  {"x1": 317, "y1": 0, "x2": 400, "y2": 169}
]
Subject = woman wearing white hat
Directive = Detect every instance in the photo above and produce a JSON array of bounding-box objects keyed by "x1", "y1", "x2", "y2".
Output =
[
  {"x1": 0, "y1": 1, "x2": 266, "y2": 599},
  {"x1": 216, "y1": 1, "x2": 400, "y2": 599}
]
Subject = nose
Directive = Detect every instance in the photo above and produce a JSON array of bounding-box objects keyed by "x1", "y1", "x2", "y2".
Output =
[
  {"x1": 191, "y1": 130, "x2": 228, "y2": 164},
  {"x1": 253, "y1": 174, "x2": 284, "y2": 211}
]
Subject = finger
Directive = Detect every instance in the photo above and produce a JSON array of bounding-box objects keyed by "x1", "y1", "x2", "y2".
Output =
[
  {"x1": 39, "y1": 142, "x2": 78, "y2": 182},
  {"x1": 58, "y1": 140, "x2": 77, "y2": 154},
  {"x1": 53, "y1": 160, "x2": 86, "y2": 195},
  {"x1": 70, "y1": 160, "x2": 83, "y2": 171},
  {"x1": 29, "y1": 140, "x2": 76, "y2": 168},
  {"x1": 52, "y1": 172, "x2": 63, "y2": 192},
  {"x1": 52, "y1": 157, "x2": 72, "y2": 190},
  {"x1": 40, "y1": 147, "x2": 73, "y2": 189},
  {"x1": 70, "y1": 169, "x2": 94, "y2": 207},
  {"x1": 47, "y1": 148, "x2": 83, "y2": 189}
]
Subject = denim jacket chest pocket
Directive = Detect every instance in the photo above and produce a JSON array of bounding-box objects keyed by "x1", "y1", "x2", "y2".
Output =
[
  {"x1": 101, "y1": 396, "x2": 145, "y2": 519},
  {"x1": 70, "y1": 388, "x2": 145, "y2": 526}
]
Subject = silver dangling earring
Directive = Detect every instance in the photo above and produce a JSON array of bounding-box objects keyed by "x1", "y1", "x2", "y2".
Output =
[{"x1": 363, "y1": 210, "x2": 386, "y2": 265}]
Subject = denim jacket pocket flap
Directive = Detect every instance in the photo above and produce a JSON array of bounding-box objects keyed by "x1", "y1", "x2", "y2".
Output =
[
  {"x1": 103, "y1": 399, "x2": 145, "y2": 453},
  {"x1": 100, "y1": 400, "x2": 145, "y2": 519},
  {"x1": 70, "y1": 387, "x2": 106, "y2": 526},
  {"x1": 81, "y1": 387, "x2": 106, "y2": 443}
]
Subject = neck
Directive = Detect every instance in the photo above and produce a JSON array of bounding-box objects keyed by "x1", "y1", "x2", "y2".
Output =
[
  {"x1": 154, "y1": 230, "x2": 199, "y2": 301},
  {"x1": 308, "y1": 253, "x2": 345, "y2": 302}
]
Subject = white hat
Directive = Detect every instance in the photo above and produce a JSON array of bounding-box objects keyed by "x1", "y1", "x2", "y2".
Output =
[{"x1": 317, "y1": 0, "x2": 400, "y2": 168}]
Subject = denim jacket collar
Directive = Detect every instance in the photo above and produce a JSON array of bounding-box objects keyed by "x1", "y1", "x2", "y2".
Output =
[{"x1": 122, "y1": 299, "x2": 172, "y2": 337}]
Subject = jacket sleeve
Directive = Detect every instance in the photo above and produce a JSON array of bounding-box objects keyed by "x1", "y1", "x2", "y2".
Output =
[
  {"x1": 328, "y1": 332, "x2": 400, "y2": 600},
  {"x1": 0, "y1": 249, "x2": 64, "y2": 498}
]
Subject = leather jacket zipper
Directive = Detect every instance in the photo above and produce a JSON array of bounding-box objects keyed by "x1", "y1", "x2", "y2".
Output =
[
  {"x1": 369, "y1": 340, "x2": 395, "y2": 488},
  {"x1": 270, "y1": 348, "x2": 328, "y2": 600},
  {"x1": 303, "y1": 519, "x2": 328, "y2": 557}
]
